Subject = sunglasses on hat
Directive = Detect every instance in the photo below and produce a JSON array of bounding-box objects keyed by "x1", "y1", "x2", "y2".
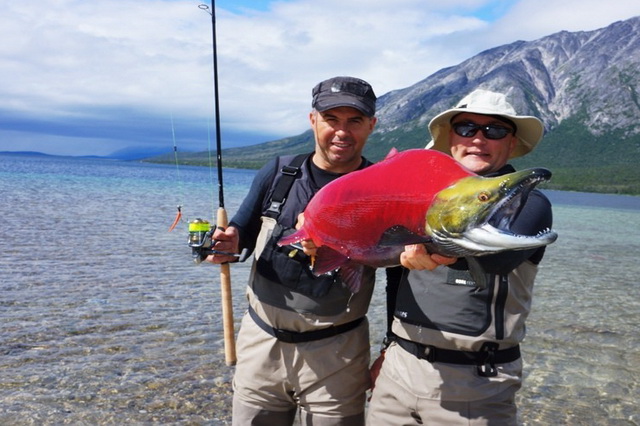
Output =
[{"x1": 452, "y1": 122, "x2": 514, "y2": 140}]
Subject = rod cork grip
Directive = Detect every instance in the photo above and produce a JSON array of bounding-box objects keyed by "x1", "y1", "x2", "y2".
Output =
[{"x1": 217, "y1": 207, "x2": 237, "y2": 366}]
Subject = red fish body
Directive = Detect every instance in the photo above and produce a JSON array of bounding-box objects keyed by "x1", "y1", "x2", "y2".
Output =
[
  {"x1": 278, "y1": 148, "x2": 557, "y2": 293},
  {"x1": 278, "y1": 149, "x2": 474, "y2": 287}
]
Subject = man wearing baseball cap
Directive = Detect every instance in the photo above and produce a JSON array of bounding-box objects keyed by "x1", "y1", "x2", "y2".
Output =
[
  {"x1": 209, "y1": 76, "x2": 395, "y2": 425},
  {"x1": 368, "y1": 89, "x2": 554, "y2": 425}
]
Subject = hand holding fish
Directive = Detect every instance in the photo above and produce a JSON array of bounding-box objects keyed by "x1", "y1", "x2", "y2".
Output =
[
  {"x1": 400, "y1": 244, "x2": 457, "y2": 270},
  {"x1": 295, "y1": 213, "x2": 319, "y2": 257}
]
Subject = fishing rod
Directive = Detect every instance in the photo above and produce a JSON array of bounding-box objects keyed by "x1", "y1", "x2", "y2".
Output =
[
  {"x1": 197, "y1": 0, "x2": 237, "y2": 367},
  {"x1": 198, "y1": 2, "x2": 225, "y2": 211},
  {"x1": 168, "y1": 115, "x2": 183, "y2": 232}
]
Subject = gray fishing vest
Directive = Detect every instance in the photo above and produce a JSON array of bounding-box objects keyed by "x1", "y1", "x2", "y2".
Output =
[
  {"x1": 249, "y1": 154, "x2": 374, "y2": 317},
  {"x1": 393, "y1": 261, "x2": 539, "y2": 351}
]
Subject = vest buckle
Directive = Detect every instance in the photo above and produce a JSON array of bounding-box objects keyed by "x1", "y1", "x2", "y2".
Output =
[{"x1": 476, "y1": 342, "x2": 499, "y2": 377}]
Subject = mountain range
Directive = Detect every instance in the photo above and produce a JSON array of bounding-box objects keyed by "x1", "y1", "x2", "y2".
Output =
[{"x1": 147, "y1": 16, "x2": 640, "y2": 195}]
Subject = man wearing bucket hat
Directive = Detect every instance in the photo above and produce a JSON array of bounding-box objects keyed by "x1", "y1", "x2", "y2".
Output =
[
  {"x1": 428, "y1": 89, "x2": 545, "y2": 172},
  {"x1": 208, "y1": 76, "x2": 399, "y2": 425},
  {"x1": 367, "y1": 89, "x2": 554, "y2": 425}
]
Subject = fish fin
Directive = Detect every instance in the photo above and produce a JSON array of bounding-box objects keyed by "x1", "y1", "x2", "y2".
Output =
[
  {"x1": 338, "y1": 262, "x2": 365, "y2": 293},
  {"x1": 378, "y1": 225, "x2": 432, "y2": 247},
  {"x1": 465, "y1": 257, "x2": 488, "y2": 289},
  {"x1": 277, "y1": 228, "x2": 309, "y2": 247},
  {"x1": 384, "y1": 147, "x2": 399, "y2": 160},
  {"x1": 313, "y1": 246, "x2": 349, "y2": 275}
]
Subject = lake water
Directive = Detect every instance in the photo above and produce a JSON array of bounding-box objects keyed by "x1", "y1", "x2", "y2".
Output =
[{"x1": 1, "y1": 154, "x2": 638, "y2": 425}]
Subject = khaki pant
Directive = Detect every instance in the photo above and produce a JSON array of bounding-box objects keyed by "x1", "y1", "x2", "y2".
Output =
[
  {"x1": 367, "y1": 342, "x2": 519, "y2": 425},
  {"x1": 232, "y1": 311, "x2": 370, "y2": 426}
]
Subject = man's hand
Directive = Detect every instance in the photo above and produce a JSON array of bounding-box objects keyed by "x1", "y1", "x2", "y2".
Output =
[
  {"x1": 295, "y1": 213, "x2": 318, "y2": 257},
  {"x1": 205, "y1": 225, "x2": 240, "y2": 264},
  {"x1": 369, "y1": 349, "x2": 386, "y2": 392},
  {"x1": 400, "y1": 244, "x2": 457, "y2": 270}
]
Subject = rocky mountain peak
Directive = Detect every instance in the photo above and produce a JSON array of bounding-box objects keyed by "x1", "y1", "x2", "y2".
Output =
[{"x1": 376, "y1": 16, "x2": 640, "y2": 138}]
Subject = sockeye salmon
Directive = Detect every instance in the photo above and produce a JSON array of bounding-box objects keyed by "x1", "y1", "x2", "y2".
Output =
[{"x1": 278, "y1": 149, "x2": 557, "y2": 292}]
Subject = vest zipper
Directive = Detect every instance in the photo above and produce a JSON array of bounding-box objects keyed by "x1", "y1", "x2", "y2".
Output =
[{"x1": 494, "y1": 274, "x2": 509, "y2": 340}]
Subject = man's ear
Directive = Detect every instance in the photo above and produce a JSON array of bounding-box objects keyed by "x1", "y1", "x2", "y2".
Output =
[{"x1": 509, "y1": 136, "x2": 518, "y2": 155}]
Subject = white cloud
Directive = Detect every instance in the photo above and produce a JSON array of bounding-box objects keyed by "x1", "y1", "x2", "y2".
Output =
[{"x1": 1, "y1": 0, "x2": 639, "y2": 155}]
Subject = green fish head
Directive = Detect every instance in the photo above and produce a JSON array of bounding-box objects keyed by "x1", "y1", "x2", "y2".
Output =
[{"x1": 426, "y1": 168, "x2": 557, "y2": 256}]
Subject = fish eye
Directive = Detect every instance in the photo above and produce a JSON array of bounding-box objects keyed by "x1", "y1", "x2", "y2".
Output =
[{"x1": 478, "y1": 192, "x2": 490, "y2": 202}]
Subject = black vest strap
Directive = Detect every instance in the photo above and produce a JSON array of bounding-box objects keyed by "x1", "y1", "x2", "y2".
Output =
[
  {"x1": 393, "y1": 335, "x2": 520, "y2": 377},
  {"x1": 265, "y1": 153, "x2": 310, "y2": 218}
]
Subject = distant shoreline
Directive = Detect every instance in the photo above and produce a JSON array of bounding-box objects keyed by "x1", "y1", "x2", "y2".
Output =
[{"x1": 3, "y1": 151, "x2": 639, "y2": 197}]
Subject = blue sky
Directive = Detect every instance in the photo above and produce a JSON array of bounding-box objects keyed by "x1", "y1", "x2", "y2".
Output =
[{"x1": 2, "y1": 0, "x2": 640, "y2": 157}]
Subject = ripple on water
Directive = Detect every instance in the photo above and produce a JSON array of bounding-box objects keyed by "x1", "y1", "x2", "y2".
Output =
[{"x1": 1, "y1": 157, "x2": 638, "y2": 424}]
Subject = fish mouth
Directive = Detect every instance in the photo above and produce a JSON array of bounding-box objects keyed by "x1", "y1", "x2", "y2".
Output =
[
  {"x1": 488, "y1": 168, "x2": 550, "y2": 230},
  {"x1": 429, "y1": 168, "x2": 558, "y2": 256}
]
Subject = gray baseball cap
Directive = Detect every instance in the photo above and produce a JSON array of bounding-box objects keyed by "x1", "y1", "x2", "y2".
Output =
[{"x1": 311, "y1": 76, "x2": 377, "y2": 117}]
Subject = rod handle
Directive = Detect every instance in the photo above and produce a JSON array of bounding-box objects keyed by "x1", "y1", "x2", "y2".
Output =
[{"x1": 217, "y1": 207, "x2": 237, "y2": 366}]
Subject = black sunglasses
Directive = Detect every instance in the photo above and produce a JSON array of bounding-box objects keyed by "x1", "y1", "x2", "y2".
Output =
[{"x1": 452, "y1": 122, "x2": 514, "y2": 140}]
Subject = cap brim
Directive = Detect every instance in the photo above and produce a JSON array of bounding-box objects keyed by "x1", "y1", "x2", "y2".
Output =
[{"x1": 314, "y1": 93, "x2": 375, "y2": 117}]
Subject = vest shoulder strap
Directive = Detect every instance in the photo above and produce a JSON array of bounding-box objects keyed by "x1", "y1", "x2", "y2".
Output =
[{"x1": 265, "y1": 153, "x2": 310, "y2": 218}]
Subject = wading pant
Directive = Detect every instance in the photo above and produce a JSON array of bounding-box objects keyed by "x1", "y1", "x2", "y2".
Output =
[
  {"x1": 367, "y1": 342, "x2": 520, "y2": 426},
  {"x1": 231, "y1": 311, "x2": 370, "y2": 426}
]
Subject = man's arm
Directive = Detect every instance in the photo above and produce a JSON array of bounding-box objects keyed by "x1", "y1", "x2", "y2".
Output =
[{"x1": 207, "y1": 158, "x2": 279, "y2": 263}]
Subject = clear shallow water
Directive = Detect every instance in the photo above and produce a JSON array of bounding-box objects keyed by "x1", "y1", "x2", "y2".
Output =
[
  {"x1": 1, "y1": 155, "x2": 638, "y2": 425},
  {"x1": 516, "y1": 198, "x2": 640, "y2": 425}
]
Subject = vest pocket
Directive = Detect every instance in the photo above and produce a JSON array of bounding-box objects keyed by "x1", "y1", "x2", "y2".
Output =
[
  {"x1": 396, "y1": 267, "x2": 495, "y2": 337},
  {"x1": 255, "y1": 223, "x2": 336, "y2": 298}
]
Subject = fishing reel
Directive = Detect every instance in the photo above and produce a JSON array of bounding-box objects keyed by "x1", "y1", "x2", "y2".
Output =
[{"x1": 188, "y1": 218, "x2": 249, "y2": 264}]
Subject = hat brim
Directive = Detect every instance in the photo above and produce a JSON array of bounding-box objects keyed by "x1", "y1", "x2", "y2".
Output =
[
  {"x1": 426, "y1": 108, "x2": 544, "y2": 158},
  {"x1": 313, "y1": 93, "x2": 375, "y2": 117}
]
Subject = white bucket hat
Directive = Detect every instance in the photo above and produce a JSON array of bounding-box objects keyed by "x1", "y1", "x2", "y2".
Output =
[{"x1": 426, "y1": 89, "x2": 544, "y2": 158}]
